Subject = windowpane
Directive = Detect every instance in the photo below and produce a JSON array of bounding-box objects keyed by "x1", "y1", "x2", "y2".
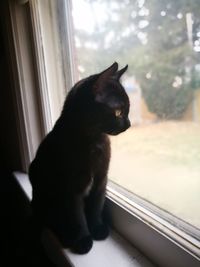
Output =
[{"x1": 71, "y1": 0, "x2": 200, "y2": 232}]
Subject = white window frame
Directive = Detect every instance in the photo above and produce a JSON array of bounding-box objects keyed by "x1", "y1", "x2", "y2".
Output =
[
  {"x1": 4, "y1": 0, "x2": 46, "y2": 171},
  {"x1": 107, "y1": 182, "x2": 200, "y2": 267},
  {"x1": 29, "y1": 0, "x2": 76, "y2": 127},
  {"x1": 6, "y1": 0, "x2": 200, "y2": 266}
]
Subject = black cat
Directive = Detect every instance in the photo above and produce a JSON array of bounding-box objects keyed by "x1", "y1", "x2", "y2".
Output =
[{"x1": 29, "y1": 62, "x2": 130, "y2": 254}]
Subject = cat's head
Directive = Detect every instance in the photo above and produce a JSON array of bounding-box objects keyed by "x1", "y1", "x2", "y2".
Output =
[{"x1": 66, "y1": 62, "x2": 131, "y2": 135}]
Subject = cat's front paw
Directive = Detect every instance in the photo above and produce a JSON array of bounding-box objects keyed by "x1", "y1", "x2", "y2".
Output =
[
  {"x1": 71, "y1": 235, "x2": 93, "y2": 254},
  {"x1": 90, "y1": 223, "x2": 109, "y2": 240}
]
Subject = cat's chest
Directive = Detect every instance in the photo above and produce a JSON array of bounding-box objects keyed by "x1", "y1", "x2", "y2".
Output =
[
  {"x1": 89, "y1": 135, "x2": 110, "y2": 171},
  {"x1": 84, "y1": 175, "x2": 94, "y2": 196},
  {"x1": 90, "y1": 142, "x2": 104, "y2": 158},
  {"x1": 83, "y1": 138, "x2": 110, "y2": 196}
]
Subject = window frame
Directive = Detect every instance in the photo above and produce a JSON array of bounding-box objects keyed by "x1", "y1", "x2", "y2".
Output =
[
  {"x1": 107, "y1": 183, "x2": 200, "y2": 267},
  {"x1": 3, "y1": 0, "x2": 47, "y2": 171},
  {"x1": 29, "y1": 0, "x2": 77, "y2": 126},
  {"x1": 6, "y1": 0, "x2": 200, "y2": 266}
]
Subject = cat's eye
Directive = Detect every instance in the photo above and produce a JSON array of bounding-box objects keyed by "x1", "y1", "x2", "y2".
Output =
[{"x1": 115, "y1": 109, "x2": 122, "y2": 118}]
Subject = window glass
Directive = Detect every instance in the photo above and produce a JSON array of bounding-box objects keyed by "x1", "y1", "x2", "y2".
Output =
[{"x1": 71, "y1": 0, "x2": 200, "y2": 231}]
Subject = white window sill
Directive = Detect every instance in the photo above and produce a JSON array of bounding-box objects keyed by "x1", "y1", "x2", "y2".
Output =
[
  {"x1": 63, "y1": 231, "x2": 154, "y2": 267},
  {"x1": 13, "y1": 172, "x2": 155, "y2": 267}
]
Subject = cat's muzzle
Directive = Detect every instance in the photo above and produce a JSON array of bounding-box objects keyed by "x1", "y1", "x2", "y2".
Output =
[{"x1": 109, "y1": 118, "x2": 131, "y2": 135}]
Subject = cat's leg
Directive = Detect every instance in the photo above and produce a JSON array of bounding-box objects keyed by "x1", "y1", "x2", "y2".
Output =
[
  {"x1": 85, "y1": 184, "x2": 109, "y2": 240},
  {"x1": 68, "y1": 196, "x2": 93, "y2": 254},
  {"x1": 43, "y1": 195, "x2": 93, "y2": 254}
]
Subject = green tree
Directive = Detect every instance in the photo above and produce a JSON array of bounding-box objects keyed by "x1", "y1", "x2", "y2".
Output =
[{"x1": 73, "y1": 0, "x2": 200, "y2": 119}]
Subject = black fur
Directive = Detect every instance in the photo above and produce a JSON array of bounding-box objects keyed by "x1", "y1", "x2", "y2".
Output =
[{"x1": 29, "y1": 62, "x2": 130, "y2": 254}]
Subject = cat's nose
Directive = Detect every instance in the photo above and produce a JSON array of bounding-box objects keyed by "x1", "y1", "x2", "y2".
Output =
[
  {"x1": 122, "y1": 118, "x2": 131, "y2": 131},
  {"x1": 125, "y1": 118, "x2": 131, "y2": 129}
]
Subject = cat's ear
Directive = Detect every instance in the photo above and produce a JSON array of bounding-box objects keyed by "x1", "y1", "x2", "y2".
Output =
[
  {"x1": 93, "y1": 62, "x2": 118, "y2": 91},
  {"x1": 113, "y1": 65, "x2": 128, "y2": 81},
  {"x1": 98, "y1": 62, "x2": 118, "y2": 78}
]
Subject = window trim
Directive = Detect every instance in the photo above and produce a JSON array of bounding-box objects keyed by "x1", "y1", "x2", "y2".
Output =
[
  {"x1": 107, "y1": 184, "x2": 200, "y2": 267},
  {"x1": 107, "y1": 181, "x2": 200, "y2": 244},
  {"x1": 29, "y1": 0, "x2": 77, "y2": 128},
  {"x1": 29, "y1": 0, "x2": 53, "y2": 133},
  {"x1": 4, "y1": 0, "x2": 46, "y2": 171},
  {"x1": 4, "y1": 0, "x2": 77, "y2": 170}
]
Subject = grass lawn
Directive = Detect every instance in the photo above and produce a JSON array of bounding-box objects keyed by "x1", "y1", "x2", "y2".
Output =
[{"x1": 109, "y1": 121, "x2": 200, "y2": 229}]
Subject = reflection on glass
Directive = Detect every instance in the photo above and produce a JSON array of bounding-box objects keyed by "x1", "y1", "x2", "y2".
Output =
[{"x1": 71, "y1": 0, "x2": 200, "y2": 229}]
